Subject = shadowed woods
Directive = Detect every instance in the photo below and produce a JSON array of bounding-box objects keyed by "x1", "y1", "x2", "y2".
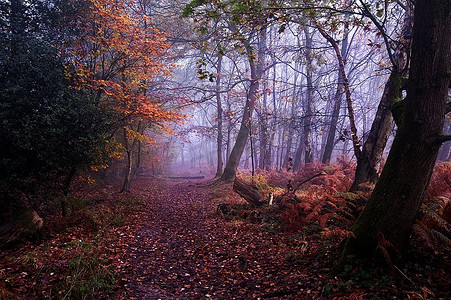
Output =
[
  {"x1": 0, "y1": 163, "x2": 450, "y2": 298},
  {"x1": 1, "y1": 0, "x2": 451, "y2": 298}
]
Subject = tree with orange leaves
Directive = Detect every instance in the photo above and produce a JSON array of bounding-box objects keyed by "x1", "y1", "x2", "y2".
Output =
[{"x1": 70, "y1": 0, "x2": 184, "y2": 190}]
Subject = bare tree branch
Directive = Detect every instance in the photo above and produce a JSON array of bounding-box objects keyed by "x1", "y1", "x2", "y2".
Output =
[{"x1": 358, "y1": 0, "x2": 398, "y2": 69}]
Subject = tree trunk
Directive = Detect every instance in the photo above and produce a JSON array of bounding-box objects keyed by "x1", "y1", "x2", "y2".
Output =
[
  {"x1": 181, "y1": 144, "x2": 185, "y2": 165},
  {"x1": 350, "y1": 3, "x2": 413, "y2": 192},
  {"x1": 129, "y1": 138, "x2": 142, "y2": 184},
  {"x1": 266, "y1": 47, "x2": 278, "y2": 171},
  {"x1": 215, "y1": 55, "x2": 224, "y2": 178},
  {"x1": 233, "y1": 177, "x2": 264, "y2": 206},
  {"x1": 344, "y1": 0, "x2": 451, "y2": 258},
  {"x1": 258, "y1": 83, "x2": 269, "y2": 170},
  {"x1": 349, "y1": 73, "x2": 399, "y2": 191},
  {"x1": 303, "y1": 26, "x2": 314, "y2": 164},
  {"x1": 121, "y1": 127, "x2": 133, "y2": 193},
  {"x1": 61, "y1": 167, "x2": 76, "y2": 217},
  {"x1": 221, "y1": 27, "x2": 266, "y2": 182},
  {"x1": 322, "y1": 32, "x2": 349, "y2": 164},
  {"x1": 317, "y1": 24, "x2": 361, "y2": 161},
  {"x1": 293, "y1": 130, "x2": 305, "y2": 172},
  {"x1": 121, "y1": 148, "x2": 132, "y2": 193},
  {"x1": 284, "y1": 67, "x2": 299, "y2": 170},
  {"x1": 120, "y1": 121, "x2": 144, "y2": 192}
]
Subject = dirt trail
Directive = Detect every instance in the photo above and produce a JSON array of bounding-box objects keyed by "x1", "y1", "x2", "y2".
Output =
[{"x1": 114, "y1": 178, "x2": 317, "y2": 299}]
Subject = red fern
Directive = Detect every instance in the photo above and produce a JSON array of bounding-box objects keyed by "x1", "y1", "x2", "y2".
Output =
[{"x1": 413, "y1": 162, "x2": 451, "y2": 253}]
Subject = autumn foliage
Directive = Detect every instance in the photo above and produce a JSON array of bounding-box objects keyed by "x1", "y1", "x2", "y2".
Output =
[
  {"x1": 273, "y1": 160, "x2": 358, "y2": 235},
  {"x1": 413, "y1": 162, "x2": 451, "y2": 252},
  {"x1": 71, "y1": 0, "x2": 182, "y2": 126},
  {"x1": 0, "y1": 0, "x2": 184, "y2": 236}
]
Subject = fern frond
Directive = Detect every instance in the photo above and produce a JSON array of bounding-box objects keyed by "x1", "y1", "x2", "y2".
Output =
[
  {"x1": 376, "y1": 244, "x2": 394, "y2": 271},
  {"x1": 296, "y1": 202, "x2": 312, "y2": 213},
  {"x1": 318, "y1": 213, "x2": 332, "y2": 227},
  {"x1": 413, "y1": 223, "x2": 436, "y2": 250},
  {"x1": 429, "y1": 229, "x2": 451, "y2": 248},
  {"x1": 322, "y1": 228, "x2": 355, "y2": 240},
  {"x1": 423, "y1": 207, "x2": 450, "y2": 232},
  {"x1": 325, "y1": 200, "x2": 338, "y2": 211},
  {"x1": 376, "y1": 232, "x2": 396, "y2": 270},
  {"x1": 305, "y1": 203, "x2": 322, "y2": 223}
]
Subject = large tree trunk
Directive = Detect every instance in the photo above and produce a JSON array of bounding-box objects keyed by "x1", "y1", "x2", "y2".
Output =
[
  {"x1": 221, "y1": 27, "x2": 266, "y2": 182},
  {"x1": 343, "y1": 0, "x2": 451, "y2": 258},
  {"x1": 350, "y1": 3, "x2": 413, "y2": 192}
]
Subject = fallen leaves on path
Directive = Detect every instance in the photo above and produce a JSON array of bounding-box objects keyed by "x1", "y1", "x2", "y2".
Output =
[
  {"x1": 114, "y1": 179, "x2": 326, "y2": 299},
  {"x1": 1, "y1": 177, "x2": 449, "y2": 299}
]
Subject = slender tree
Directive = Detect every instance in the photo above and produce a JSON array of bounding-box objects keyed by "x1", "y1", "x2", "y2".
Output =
[
  {"x1": 322, "y1": 28, "x2": 349, "y2": 164},
  {"x1": 215, "y1": 55, "x2": 224, "y2": 177},
  {"x1": 221, "y1": 24, "x2": 267, "y2": 181},
  {"x1": 303, "y1": 25, "x2": 315, "y2": 164}
]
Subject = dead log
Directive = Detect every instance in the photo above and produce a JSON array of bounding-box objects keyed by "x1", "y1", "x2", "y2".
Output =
[
  {"x1": 167, "y1": 176, "x2": 205, "y2": 179},
  {"x1": 233, "y1": 177, "x2": 266, "y2": 206},
  {"x1": 0, "y1": 210, "x2": 43, "y2": 249}
]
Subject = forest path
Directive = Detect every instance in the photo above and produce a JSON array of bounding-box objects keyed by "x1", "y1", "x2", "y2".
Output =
[{"x1": 114, "y1": 178, "x2": 318, "y2": 299}]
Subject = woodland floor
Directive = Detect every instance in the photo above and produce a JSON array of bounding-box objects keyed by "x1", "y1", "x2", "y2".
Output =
[
  {"x1": 1, "y1": 176, "x2": 450, "y2": 299},
  {"x1": 114, "y1": 178, "x2": 323, "y2": 299}
]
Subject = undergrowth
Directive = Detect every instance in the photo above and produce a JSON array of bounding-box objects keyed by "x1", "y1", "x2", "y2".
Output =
[
  {"x1": 413, "y1": 162, "x2": 451, "y2": 253},
  {"x1": 219, "y1": 160, "x2": 451, "y2": 298},
  {"x1": 0, "y1": 182, "x2": 147, "y2": 299},
  {"x1": 237, "y1": 161, "x2": 451, "y2": 257}
]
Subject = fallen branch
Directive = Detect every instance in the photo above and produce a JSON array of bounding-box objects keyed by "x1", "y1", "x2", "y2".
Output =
[
  {"x1": 293, "y1": 172, "x2": 326, "y2": 193},
  {"x1": 275, "y1": 172, "x2": 327, "y2": 206}
]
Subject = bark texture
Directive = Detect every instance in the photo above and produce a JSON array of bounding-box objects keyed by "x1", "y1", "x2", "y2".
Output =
[
  {"x1": 348, "y1": 73, "x2": 399, "y2": 191},
  {"x1": 344, "y1": 0, "x2": 451, "y2": 257}
]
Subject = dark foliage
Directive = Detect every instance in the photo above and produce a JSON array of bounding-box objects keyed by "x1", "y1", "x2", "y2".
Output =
[{"x1": 0, "y1": 1, "x2": 114, "y2": 214}]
